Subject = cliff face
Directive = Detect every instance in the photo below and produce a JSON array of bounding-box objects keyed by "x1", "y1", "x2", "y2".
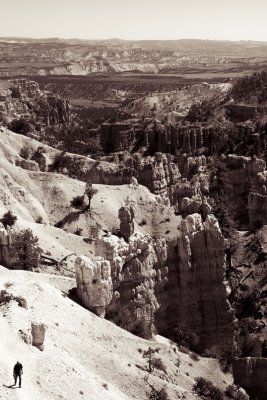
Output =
[
  {"x1": 167, "y1": 213, "x2": 236, "y2": 349},
  {"x1": 75, "y1": 210, "x2": 235, "y2": 349},
  {"x1": 75, "y1": 256, "x2": 113, "y2": 317},
  {"x1": 233, "y1": 358, "x2": 267, "y2": 400},
  {"x1": 75, "y1": 232, "x2": 168, "y2": 337},
  {"x1": 210, "y1": 155, "x2": 266, "y2": 230},
  {"x1": 248, "y1": 170, "x2": 267, "y2": 229},
  {"x1": 100, "y1": 120, "x2": 232, "y2": 156}
]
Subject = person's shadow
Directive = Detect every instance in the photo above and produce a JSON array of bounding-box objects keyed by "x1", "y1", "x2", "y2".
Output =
[{"x1": 3, "y1": 384, "x2": 17, "y2": 389}]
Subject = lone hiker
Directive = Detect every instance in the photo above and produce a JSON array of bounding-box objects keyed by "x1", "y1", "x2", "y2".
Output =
[{"x1": 13, "y1": 361, "x2": 23, "y2": 388}]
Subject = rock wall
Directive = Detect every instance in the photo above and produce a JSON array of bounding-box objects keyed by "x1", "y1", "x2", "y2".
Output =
[
  {"x1": 233, "y1": 357, "x2": 267, "y2": 400},
  {"x1": 248, "y1": 170, "x2": 267, "y2": 229},
  {"x1": 31, "y1": 322, "x2": 46, "y2": 351},
  {"x1": 0, "y1": 223, "x2": 11, "y2": 267},
  {"x1": 211, "y1": 155, "x2": 266, "y2": 230},
  {"x1": 75, "y1": 256, "x2": 113, "y2": 317},
  {"x1": 75, "y1": 232, "x2": 168, "y2": 336},
  {"x1": 75, "y1": 212, "x2": 236, "y2": 350},
  {"x1": 167, "y1": 213, "x2": 236, "y2": 349},
  {"x1": 100, "y1": 121, "x2": 231, "y2": 156}
]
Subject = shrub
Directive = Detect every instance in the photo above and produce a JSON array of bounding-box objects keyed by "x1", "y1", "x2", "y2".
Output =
[
  {"x1": 147, "y1": 386, "x2": 169, "y2": 400},
  {"x1": 225, "y1": 384, "x2": 249, "y2": 400},
  {"x1": 193, "y1": 377, "x2": 224, "y2": 400},
  {"x1": 20, "y1": 145, "x2": 32, "y2": 160},
  {"x1": 238, "y1": 331, "x2": 262, "y2": 357},
  {"x1": 151, "y1": 357, "x2": 167, "y2": 374},
  {"x1": 171, "y1": 324, "x2": 199, "y2": 351},
  {"x1": 0, "y1": 211, "x2": 17, "y2": 228},
  {"x1": 74, "y1": 227, "x2": 83, "y2": 236},
  {"x1": 236, "y1": 288, "x2": 261, "y2": 318},
  {"x1": 70, "y1": 195, "x2": 86, "y2": 210},
  {"x1": 143, "y1": 347, "x2": 160, "y2": 373},
  {"x1": 139, "y1": 218, "x2": 147, "y2": 226},
  {"x1": 35, "y1": 216, "x2": 43, "y2": 224},
  {"x1": 189, "y1": 352, "x2": 200, "y2": 361},
  {"x1": 51, "y1": 151, "x2": 67, "y2": 172},
  {"x1": 218, "y1": 342, "x2": 237, "y2": 373},
  {"x1": 9, "y1": 228, "x2": 43, "y2": 271}
]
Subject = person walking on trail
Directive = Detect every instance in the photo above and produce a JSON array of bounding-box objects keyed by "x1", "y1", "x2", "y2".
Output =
[{"x1": 13, "y1": 361, "x2": 23, "y2": 388}]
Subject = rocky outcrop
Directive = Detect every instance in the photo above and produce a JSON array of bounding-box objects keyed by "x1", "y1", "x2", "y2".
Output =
[
  {"x1": 0, "y1": 223, "x2": 10, "y2": 267},
  {"x1": 173, "y1": 168, "x2": 209, "y2": 215},
  {"x1": 74, "y1": 233, "x2": 168, "y2": 336},
  {"x1": 100, "y1": 120, "x2": 231, "y2": 156},
  {"x1": 0, "y1": 79, "x2": 70, "y2": 131},
  {"x1": 167, "y1": 213, "x2": 236, "y2": 349},
  {"x1": 118, "y1": 205, "x2": 134, "y2": 242},
  {"x1": 75, "y1": 255, "x2": 113, "y2": 317},
  {"x1": 233, "y1": 357, "x2": 267, "y2": 400},
  {"x1": 31, "y1": 147, "x2": 51, "y2": 172},
  {"x1": 248, "y1": 170, "x2": 267, "y2": 230},
  {"x1": 75, "y1": 210, "x2": 236, "y2": 349},
  {"x1": 31, "y1": 322, "x2": 46, "y2": 351},
  {"x1": 213, "y1": 155, "x2": 266, "y2": 229},
  {"x1": 124, "y1": 152, "x2": 180, "y2": 196}
]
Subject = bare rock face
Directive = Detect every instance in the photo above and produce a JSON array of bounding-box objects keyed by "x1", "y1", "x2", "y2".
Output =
[
  {"x1": 15, "y1": 158, "x2": 40, "y2": 172},
  {"x1": 127, "y1": 152, "x2": 180, "y2": 196},
  {"x1": 118, "y1": 205, "x2": 134, "y2": 242},
  {"x1": 248, "y1": 170, "x2": 267, "y2": 229},
  {"x1": 31, "y1": 322, "x2": 46, "y2": 351},
  {"x1": 93, "y1": 233, "x2": 168, "y2": 337},
  {"x1": 218, "y1": 155, "x2": 266, "y2": 230},
  {"x1": 169, "y1": 213, "x2": 236, "y2": 349},
  {"x1": 31, "y1": 147, "x2": 51, "y2": 172},
  {"x1": 173, "y1": 170, "x2": 209, "y2": 215},
  {"x1": 0, "y1": 223, "x2": 10, "y2": 267},
  {"x1": 233, "y1": 358, "x2": 267, "y2": 400},
  {"x1": 75, "y1": 255, "x2": 113, "y2": 317}
]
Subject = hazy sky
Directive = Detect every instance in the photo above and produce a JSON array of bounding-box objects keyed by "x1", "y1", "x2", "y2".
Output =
[{"x1": 1, "y1": 0, "x2": 267, "y2": 41}]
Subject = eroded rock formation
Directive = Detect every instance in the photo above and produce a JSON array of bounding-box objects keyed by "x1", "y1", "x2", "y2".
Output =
[
  {"x1": 75, "y1": 255, "x2": 113, "y2": 317},
  {"x1": 167, "y1": 213, "x2": 236, "y2": 349},
  {"x1": 118, "y1": 205, "x2": 134, "y2": 242},
  {"x1": 248, "y1": 170, "x2": 267, "y2": 230},
  {"x1": 31, "y1": 322, "x2": 46, "y2": 351},
  {"x1": 233, "y1": 358, "x2": 267, "y2": 400}
]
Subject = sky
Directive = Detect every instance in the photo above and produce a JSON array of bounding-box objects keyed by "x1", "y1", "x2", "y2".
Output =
[{"x1": 0, "y1": 0, "x2": 267, "y2": 42}]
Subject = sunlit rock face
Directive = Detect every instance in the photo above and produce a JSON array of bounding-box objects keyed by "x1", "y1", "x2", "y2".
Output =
[
  {"x1": 166, "y1": 213, "x2": 236, "y2": 350},
  {"x1": 75, "y1": 232, "x2": 168, "y2": 336},
  {"x1": 75, "y1": 255, "x2": 113, "y2": 317},
  {"x1": 0, "y1": 223, "x2": 11, "y2": 267},
  {"x1": 31, "y1": 322, "x2": 46, "y2": 351},
  {"x1": 233, "y1": 357, "x2": 267, "y2": 400}
]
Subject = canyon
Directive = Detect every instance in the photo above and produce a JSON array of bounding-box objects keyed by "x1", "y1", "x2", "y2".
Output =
[{"x1": 1, "y1": 45, "x2": 267, "y2": 400}]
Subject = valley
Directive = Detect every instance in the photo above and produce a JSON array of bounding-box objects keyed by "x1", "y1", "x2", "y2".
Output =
[{"x1": 0, "y1": 37, "x2": 267, "y2": 400}]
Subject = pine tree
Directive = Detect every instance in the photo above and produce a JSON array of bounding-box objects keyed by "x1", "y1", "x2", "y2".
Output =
[{"x1": 9, "y1": 229, "x2": 43, "y2": 271}]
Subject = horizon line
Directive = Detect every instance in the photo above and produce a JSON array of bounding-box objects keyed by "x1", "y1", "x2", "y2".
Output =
[{"x1": 1, "y1": 36, "x2": 267, "y2": 44}]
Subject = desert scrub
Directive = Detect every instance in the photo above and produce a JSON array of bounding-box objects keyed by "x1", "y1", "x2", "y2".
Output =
[
  {"x1": 193, "y1": 377, "x2": 223, "y2": 400},
  {"x1": 0, "y1": 211, "x2": 17, "y2": 228},
  {"x1": 70, "y1": 195, "x2": 86, "y2": 210}
]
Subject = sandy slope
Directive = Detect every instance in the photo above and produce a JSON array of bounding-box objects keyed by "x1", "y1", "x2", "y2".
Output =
[{"x1": 0, "y1": 267, "x2": 233, "y2": 400}]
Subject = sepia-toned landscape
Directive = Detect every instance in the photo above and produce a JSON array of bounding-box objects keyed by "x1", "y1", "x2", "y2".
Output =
[{"x1": 0, "y1": 3, "x2": 267, "y2": 400}]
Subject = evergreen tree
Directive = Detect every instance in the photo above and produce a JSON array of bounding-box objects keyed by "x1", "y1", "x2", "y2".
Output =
[{"x1": 9, "y1": 229, "x2": 43, "y2": 271}]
